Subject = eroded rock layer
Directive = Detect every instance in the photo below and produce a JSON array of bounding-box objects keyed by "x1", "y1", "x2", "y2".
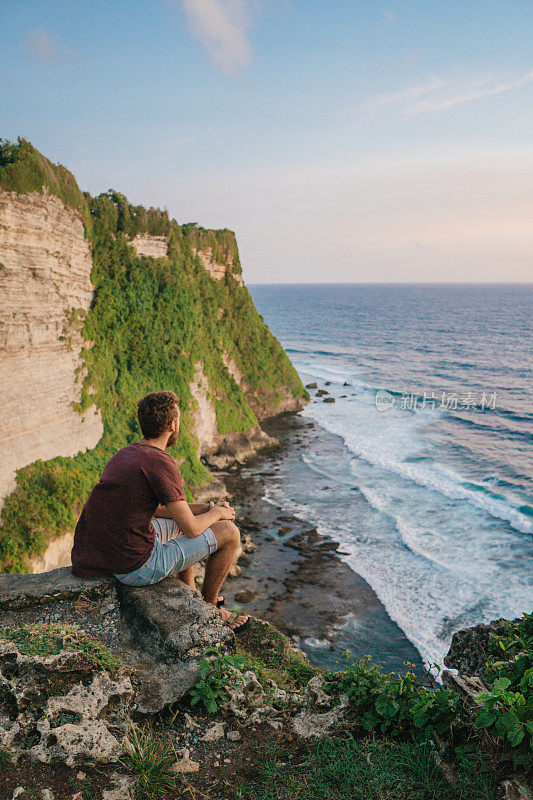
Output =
[{"x1": 0, "y1": 188, "x2": 103, "y2": 504}]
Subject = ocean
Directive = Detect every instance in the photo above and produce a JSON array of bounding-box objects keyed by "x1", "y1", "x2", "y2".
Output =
[{"x1": 249, "y1": 283, "x2": 533, "y2": 667}]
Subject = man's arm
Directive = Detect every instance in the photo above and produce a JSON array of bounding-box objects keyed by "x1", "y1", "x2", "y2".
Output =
[
  {"x1": 154, "y1": 502, "x2": 213, "y2": 518},
  {"x1": 164, "y1": 499, "x2": 235, "y2": 537}
]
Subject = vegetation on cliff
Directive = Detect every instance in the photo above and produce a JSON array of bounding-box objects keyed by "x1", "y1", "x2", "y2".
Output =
[{"x1": 0, "y1": 137, "x2": 307, "y2": 572}]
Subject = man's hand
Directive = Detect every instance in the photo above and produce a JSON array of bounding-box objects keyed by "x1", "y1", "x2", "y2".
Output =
[{"x1": 209, "y1": 500, "x2": 235, "y2": 521}]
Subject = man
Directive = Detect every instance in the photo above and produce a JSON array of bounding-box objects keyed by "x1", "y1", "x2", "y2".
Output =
[{"x1": 71, "y1": 390, "x2": 249, "y2": 631}]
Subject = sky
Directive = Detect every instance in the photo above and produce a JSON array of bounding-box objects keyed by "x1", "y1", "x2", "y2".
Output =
[{"x1": 2, "y1": 0, "x2": 533, "y2": 283}]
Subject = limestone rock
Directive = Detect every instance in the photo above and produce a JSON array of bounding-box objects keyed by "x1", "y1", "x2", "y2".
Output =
[
  {"x1": 0, "y1": 567, "x2": 237, "y2": 717},
  {"x1": 0, "y1": 641, "x2": 133, "y2": 765},
  {"x1": 305, "y1": 675, "x2": 332, "y2": 708},
  {"x1": 201, "y1": 722, "x2": 226, "y2": 741},
  {"x1": 291, "y1": 692, "x2": 348, "y2": 739},
  {"x1": 102, "y1": 774, "x2": 134, "y2": 800},
  {"x1": 192, "y1": 246, "x2": 243, "y2": 286},
  {"x1": 0, "y1": 567, "x2": 113, "y2": 610},
  {"x1": 235, "y1": 589, "x2": 255, "y2": 603},
  {"x1": 129, "y1": 234, "x2": 168, "y2": 259},
  {"x1": 170, "y1": 748, "x2": 200, "y2": 774},
  {"x1": 117, "y1": 576, "x2": 234, "y2": 713},
  {"x1": 189, "y1": 360, "x2": 279, "y2": 468},
  {"x1": 0, "y1": 189, "x2": 103, "y2": 509},
  {"x1": 501, "y1": 779, "x2": 533, "y2": 800}
]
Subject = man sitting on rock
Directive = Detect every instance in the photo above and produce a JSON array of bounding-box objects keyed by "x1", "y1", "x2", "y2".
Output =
[{"x1": 71, "y1": 390, "x2": 249, "y2": 632}]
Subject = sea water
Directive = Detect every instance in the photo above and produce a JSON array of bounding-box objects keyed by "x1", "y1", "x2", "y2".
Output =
[{"x1": 249, "y1": 283, "x2": 533, "y2": 666}]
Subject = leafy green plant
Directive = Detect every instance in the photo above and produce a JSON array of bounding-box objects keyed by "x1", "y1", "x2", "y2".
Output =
[
  {"x1": 325, "y1": 655, "x2": 460, "y2": 742},
  {"x1": 189, "y1": 645, "x2": 246, "y2": 713},
  {"x1": 49, "y1": 710, "x2": 83, "y2": 728},
  {"x1": 474, "y1": 613, "x2": 532, "y2": 770},
  {"x1": 121, "y1": 725, "x2": 177, "y2": 800}
]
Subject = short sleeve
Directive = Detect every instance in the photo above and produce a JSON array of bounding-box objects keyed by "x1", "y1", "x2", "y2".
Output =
[{"x1": 142, "y1": 456, "x2": 186, "y2": 505}]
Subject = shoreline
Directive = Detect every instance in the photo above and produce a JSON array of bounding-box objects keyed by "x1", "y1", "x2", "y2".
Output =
[{"x1": 217, "y1": 412, "x2": 426, "y2": 678}]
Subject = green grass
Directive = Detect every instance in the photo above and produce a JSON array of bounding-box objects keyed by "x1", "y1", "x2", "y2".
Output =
[
  {"x1": 237, "y1": 619, "x2": 318, "y2": 690},
  {"x1": 0, "y1": 137, "x2": 307, "y2": 571},
  {"x1": 0, "y1": 623, "x2": 123, "y2": 673},
  {"x1": 233, "y1": 737, "x2": 496, "y2": 800},
  {"x1": 121, "y1": 725, "x2": 178, "y2": 800}
]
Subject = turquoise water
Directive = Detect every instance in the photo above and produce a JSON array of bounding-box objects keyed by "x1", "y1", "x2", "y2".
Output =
[{"x1": 250, "y1": 283, "x2": 533, "y2": 665}]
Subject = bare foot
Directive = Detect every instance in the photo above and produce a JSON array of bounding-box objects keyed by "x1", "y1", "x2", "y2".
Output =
[{"x1": 219, "y1": 606, "x2": 249, "y2": 630}]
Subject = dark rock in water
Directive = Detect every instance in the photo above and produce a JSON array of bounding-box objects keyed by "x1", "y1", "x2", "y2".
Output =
[
  {"x1": 343, "y1": 382, "x2": 349, "y2": 386},
  {"x1": 443, "y1": 618, "x2": 517, "y2": 678},
  {"x1": 323, "y1": 397, "x2": 335, "y2": 403},
  {"x1": 325, "y1": 381, "x2": 331, "y2": 386},
  {"x1": 305, "y1": 382, "x2": 318, "y2": 389},
  {"x1": 235, "y1": 588, "x2": 255, "y2": 603},
  {"x1": 316, "y1": 389, "x2": 329, "y2": 397}
]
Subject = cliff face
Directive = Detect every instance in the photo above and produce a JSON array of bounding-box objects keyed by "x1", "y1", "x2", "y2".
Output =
[
  {"x1": 192, "y1": 245, "x2": 244, "y2": 285},
  {"x1": 0, "y1": 187, "x2": 103, "y2": 505},
  {"x1": 0, "y1": 138, "x2": 308, "y2": 572}
]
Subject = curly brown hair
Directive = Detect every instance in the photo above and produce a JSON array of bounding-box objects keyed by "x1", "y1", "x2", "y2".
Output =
[{"x1": 137, "y1": 391, "x2": 179, "y2": 439}]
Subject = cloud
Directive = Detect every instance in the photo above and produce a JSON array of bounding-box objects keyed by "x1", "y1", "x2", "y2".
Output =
[
  {"x1": 178, "y1": 0, "x2": 255, "y2": 75},
  {"x1": 25, "y1": 28, "x2": 59, "y2": 60},
  {"x1": 371, "y1": 76, "x2": 453, "y2": 108},
  {"x1": 369, "y1": 69, "x2": 533, "y2": 115},
  {"x1": 411, "y1": 70, "x2": 533, "y2": 113}
]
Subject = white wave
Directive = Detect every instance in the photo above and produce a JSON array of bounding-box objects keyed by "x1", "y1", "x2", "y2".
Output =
[{"x1": 302, "y1": 392, "x2": 533, "y2": 535}]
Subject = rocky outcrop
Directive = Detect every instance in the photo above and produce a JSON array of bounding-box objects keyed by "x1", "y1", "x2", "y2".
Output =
[
  {"x1": 129, "y1": 233, "x2": 168, "y2": 259},
  {"x1": 250, "y1": 386, "x2": 308, "y2": 421},
  {"x1": 443, "y1": 617, "x2": 517, "y2": 679},
  {"x1": 117, "y1": 578, "x2": 233, "y2": 713},
  {"x1": 0, "y1": 567, "x2": 234, "y2": 717},
  {"x1": 0, "y1": 188, "x2": 103, "y2": 506},
  {"x1": 0, "y1": 637, "x2": 134, "y2": 765},
  {"x1": 189, "y1": 360, "x2": 278, "y2": 467},
  {"x1": 192, "y1": 246, "x2": 243, "y2": 285}
]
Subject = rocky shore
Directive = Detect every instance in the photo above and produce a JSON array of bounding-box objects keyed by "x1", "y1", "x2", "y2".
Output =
[{"x1": 213, "y1": 412, "x2": 426, "y2": 678}]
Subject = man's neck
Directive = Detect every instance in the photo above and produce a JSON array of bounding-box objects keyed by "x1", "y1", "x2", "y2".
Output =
[{"x1": 139, "y1": 437, "x2": 168, "y2": 451}]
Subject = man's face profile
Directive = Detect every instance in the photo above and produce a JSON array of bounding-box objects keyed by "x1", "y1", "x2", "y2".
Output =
[{"x1": 166, "y1": 404, "x2": 179, "y2": 448}]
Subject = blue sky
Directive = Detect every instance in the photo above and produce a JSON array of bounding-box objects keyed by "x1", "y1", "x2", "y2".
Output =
[{"x1": 2, "y1": 1, "x2": 533, "y2": 282}]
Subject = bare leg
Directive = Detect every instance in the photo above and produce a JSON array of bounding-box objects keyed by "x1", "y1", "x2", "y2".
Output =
[
  {"x1": 202, "y1": 520, "x2": 248, "y2": 628},
  {"x1": 178, "y1": 565, "x2": 195, "y2": 590}
]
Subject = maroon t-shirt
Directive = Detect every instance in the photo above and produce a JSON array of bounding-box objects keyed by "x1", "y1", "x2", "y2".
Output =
[{"x1": 71, "y1": 442, "x2": 186, "y2": 578}]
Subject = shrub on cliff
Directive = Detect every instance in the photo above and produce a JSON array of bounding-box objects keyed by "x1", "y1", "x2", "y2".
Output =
[
  {"x1": 474, "y1": 613, "x2": 532, "y2": 770},
  {"x1": 0, "y1": 137, "x2": 88, "y2": 222}
]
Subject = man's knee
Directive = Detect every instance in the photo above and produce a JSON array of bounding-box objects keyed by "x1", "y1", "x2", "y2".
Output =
[{"x1": 211, "y1": 519, "x2": 240, "y2": 549}]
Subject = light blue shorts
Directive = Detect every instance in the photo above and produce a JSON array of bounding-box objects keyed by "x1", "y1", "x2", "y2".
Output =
[{"x1": 113, "y1": 517, "x2": 218, "y2": 586}]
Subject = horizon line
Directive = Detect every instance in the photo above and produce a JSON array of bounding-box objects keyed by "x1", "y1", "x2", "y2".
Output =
[{"x1": 247, "y1": 280, "x2": 533, "y2": 287}]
